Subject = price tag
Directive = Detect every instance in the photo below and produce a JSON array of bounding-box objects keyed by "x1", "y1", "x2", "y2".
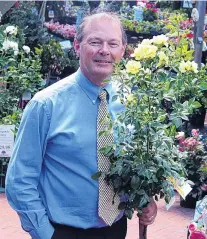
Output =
[
  {"x1": 0, "y1": 125, "x2": 15, "y2": 157},
  {"x1": 48, "y1": 10, "x2": 54, "y2": 19}
]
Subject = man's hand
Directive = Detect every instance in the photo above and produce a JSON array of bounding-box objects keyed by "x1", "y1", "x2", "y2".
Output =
[{"x1": 138, "y1": 198, "x2": 157, "y2": 226}]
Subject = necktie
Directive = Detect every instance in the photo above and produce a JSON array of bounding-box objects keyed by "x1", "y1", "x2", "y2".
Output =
[{"x1": 97, "y1": 89, "x2": 120, "y2": 226}]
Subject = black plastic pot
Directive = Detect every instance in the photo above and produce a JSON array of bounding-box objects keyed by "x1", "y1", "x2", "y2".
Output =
[
  {"x1": 189, "y1": 107, "x2": 206, "y2": 128},
  {"x1": 180, "y1": 194, "x2": 198, "y2": 209}
]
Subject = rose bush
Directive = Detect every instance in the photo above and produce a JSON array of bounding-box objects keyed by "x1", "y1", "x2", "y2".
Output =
[{"x1": 94, "y1": 34, "x2": 206, "y2": 220}]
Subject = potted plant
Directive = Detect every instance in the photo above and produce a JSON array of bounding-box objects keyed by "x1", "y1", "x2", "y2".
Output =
[
  {"x1": 176, "y1": 129, "x2": 207, "y2": 208},
  {"x1": 92, "y1": 34, "x2": 204, "y2": 238},
  {"x1": 37, "y1": 39, "x2": 70, "y2": 85}
]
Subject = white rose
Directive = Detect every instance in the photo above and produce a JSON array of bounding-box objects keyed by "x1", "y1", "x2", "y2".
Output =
[
  {"x1": 4, "y1": 26, "x2": 18, "y2": 35},
  {"x1": 2, "y1": 40, "x2": 18, "y2": 52},
  {"x1": 22, "y1": 45, "x2": 30, "y2": 54},
  {"x1": 14, "y1": 50, "x2": 19, "y2": 56}
]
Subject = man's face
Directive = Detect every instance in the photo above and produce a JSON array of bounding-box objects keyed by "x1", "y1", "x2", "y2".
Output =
[{"x1": 74, "y1": 17, "x2": 126, "y2": 85}]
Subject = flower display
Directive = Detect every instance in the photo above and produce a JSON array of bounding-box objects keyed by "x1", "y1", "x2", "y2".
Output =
[{"x1": 44, "y1": 21, "x2": 76, "y2": 39}]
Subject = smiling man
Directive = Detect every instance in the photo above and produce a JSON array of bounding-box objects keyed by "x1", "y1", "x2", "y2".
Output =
[{"x1": 6, "y1": 10, "x2": 157, "y2": 239}]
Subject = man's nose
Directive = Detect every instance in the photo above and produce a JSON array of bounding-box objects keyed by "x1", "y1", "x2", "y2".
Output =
[{"x1": 99, "y1": 42, "x2": 110, "y2": 55}]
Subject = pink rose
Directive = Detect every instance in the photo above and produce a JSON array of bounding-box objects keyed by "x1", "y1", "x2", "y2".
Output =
[
  {"x1": 191, "y1": 129, "x2": 199, "y2": 137},
  {"x1": 188, "y1": 222, "x2": 197, "y2": 232}
]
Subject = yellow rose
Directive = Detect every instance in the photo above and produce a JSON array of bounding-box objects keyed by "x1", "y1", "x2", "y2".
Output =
[
  {"x1": 152, "y1": 34, "x2": 169, "y2": 46},
  {"x1": 126, "y1": 94, "x2": 136, "y2": 107},
  {"x1": 140, "y1": 39, "x2": 152, "y2": 45},
  {"x1": 179, "y1": 61, "x2": 198, "y2": 73},
  {"x1": 132, "y1": 44, "x2": 158, "y2": 60},
  {"x1": 126, "y1": 60, "x2": 141, "y2": 74},
  {"x1": 179, "y1": 61, "x2": 187, "y2": 73},
  {"x1": 190, "y1": 61, "x2": 198, "y2": 73},
  {"x1": 157, "y1": 51, "x2": 169, "y2": 67}
]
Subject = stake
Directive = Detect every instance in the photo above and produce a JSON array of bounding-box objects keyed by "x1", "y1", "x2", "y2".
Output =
[{"x1": 139, "y1": 221, "x2": 147, "y2": 239}]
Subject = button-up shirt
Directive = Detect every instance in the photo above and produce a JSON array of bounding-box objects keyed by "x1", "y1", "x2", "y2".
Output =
[{"x1": 5, "y1": 69, "x2": 124, "y2": 239}]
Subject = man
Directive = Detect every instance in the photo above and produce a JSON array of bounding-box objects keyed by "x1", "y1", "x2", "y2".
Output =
[{"x1": 6, "y1": 10, "x2": 157, "y2": 239}]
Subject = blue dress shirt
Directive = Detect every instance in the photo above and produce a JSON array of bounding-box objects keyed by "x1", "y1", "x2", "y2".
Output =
[{"x1": 5, "y1": 69, "x2": 124, "y2": 239}]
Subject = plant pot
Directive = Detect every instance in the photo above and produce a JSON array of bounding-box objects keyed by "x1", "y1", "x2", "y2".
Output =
[
  {"x1": 180, "y1": 194, "x2": 198, "y2": 209},
  {"x1": 189, "y1": 107, "x2": 206, "y2": 128}
]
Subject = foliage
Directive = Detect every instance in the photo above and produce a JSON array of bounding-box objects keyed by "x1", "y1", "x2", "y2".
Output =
[
  {"x1": 36, "y1": 39, "x2": 70, "y2": 79},
  {"x1": 0, "y1": 24, "x2": 43, "y2": 119},
  {"x1": 143, "y1": 8, "x2": 157, "y2": 22},
  {"x1": 177, "y1": 130, "x2": 207, "y2": 200},
  {"x1": 95, "y1": 35, "x2": 205, "y2": 219},
  {"x1": 2, "y1": 1, "x2": 50, "y2": 50},
  {"x1": 122, "y1": 18, "x2": 166, "y2": 35}
]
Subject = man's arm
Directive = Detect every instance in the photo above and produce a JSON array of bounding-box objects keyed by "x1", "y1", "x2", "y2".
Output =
[{"x1": 5, "y1": 100, "x2": 54, "y2": 239}]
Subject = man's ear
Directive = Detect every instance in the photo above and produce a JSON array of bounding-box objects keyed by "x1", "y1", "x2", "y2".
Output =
[
  {"x1": 122, "y1": 44, "x2": 127, "y2": 57},
  {"x1": 73, "y1": 39, "x2": 80, "y2": 57}
]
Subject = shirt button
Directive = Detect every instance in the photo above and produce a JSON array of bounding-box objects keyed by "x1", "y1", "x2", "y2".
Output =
[{"x1": 93, "y1": 100, "x2": 96, "y2": 104}]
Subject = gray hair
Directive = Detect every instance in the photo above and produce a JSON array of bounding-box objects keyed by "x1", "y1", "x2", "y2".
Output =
[{"x1": 75, "y1": 9, "x2": 127, "y2": 45}]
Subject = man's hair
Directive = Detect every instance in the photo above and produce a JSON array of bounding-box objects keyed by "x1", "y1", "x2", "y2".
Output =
[{"x1": 75, "y1": 8, "x2": 127, "y2": 45}]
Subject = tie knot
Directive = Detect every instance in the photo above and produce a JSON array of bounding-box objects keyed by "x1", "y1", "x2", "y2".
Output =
[{"x1": 99, "y1": 90, "x2": 107, "y2": 102}]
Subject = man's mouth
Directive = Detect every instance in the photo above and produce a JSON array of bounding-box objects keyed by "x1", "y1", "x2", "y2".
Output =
[{"x1": 94, "y1": 60, "x2": 113, "y2": 64}]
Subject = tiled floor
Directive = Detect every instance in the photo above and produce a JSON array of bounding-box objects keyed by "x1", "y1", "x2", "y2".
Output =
[{"x1": 0, "y1": 193, "x2": 194, "y2": 239}]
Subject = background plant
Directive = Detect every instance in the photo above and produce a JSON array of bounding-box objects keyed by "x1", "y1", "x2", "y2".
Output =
[
  {"x1": 36, "y1": 39, "x2": 70, "y2": 79},
  {"x1": 177, "y1": 130, "x2": 207, "y2": 200},
  {"x1": 0, "y1": 24, "x2": 43, "y2": 119},
  {"x1": 2, "y1": 1, "x2": 50, "y2": 50}
]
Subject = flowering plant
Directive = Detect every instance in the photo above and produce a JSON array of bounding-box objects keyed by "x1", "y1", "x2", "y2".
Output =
[
  {"x1": 176, "y1": 129, "x2": 207, "y2": 200},
  {"x1": 0, "y1": 24, "x2": 43, "y2": 118},
  {"x1": 96, "y1": 34, "x2": 205, "y2": 221},
  {"x1": 44, "y1": 21, "x2": 76, "y2": 40}
]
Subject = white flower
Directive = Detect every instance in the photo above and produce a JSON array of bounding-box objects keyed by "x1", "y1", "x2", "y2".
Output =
[
  {"x1": 14, "y1": 50, "x2": 19, "y2": 56},
  {"x1": 4, "y1": 26, "x2": 18, "y2": 35},
  {"x1": 22, "y1": 45, "x2": 30, "y2": 54},
  {"x1": 2, "y1": 40, "x2": 18, "y2": 52},
  {"x1": 176, "y1": 132, "x2": 185, "y2": 139}
]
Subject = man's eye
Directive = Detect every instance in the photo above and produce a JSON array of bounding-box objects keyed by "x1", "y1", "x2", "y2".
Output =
[
  {"x1": 90, "y1": 42, "x2": 101, "y2": 46},
  {"x1": 110, "y1": 43, "x2": 119, "y2": 48}
]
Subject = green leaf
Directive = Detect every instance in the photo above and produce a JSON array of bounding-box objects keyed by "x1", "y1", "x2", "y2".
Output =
[
  {"x1": 172, "y1": 118, "x2": 182, "y2": 128},
  {"x1": 91, "y1": 171, "x2": 102, "y2": 180},
  {"x1": 124, "y1": 208, "x2": 134, "y2": 219},
  {"x1": 199, "y1": 82, "x2": 207, "y2": 91},
  {"x1": 131, "y1": 175, "x2": 140, "y2": 190},
  {"x1": 156, "y1": 168, "x2": 164, "y2": 178}
]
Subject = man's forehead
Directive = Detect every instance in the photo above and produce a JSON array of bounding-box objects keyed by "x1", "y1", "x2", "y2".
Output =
[{"x1": 85, "y1": 15, "x2": 121, "y2": 30}]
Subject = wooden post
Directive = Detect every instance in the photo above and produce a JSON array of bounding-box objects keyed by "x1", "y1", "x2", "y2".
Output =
[
  {"x1": 193, "y1": 1, "x2": 207, "y2": 66},
  {"x1": 139, "y1": 221, "x2": 147, "y2": 239}
]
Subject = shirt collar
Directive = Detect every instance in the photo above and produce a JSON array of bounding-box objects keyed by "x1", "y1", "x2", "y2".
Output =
[{"x1": 75, "y1": 68, "x2": 114, "y2": 104}]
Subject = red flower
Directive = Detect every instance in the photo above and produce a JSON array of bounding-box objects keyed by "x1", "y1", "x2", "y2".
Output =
[
  {"x1": 186, "y1": 33, "x2": 194, "y2": 39},
  {"x1": 146, "y1": 3, "x2": 151, "y2": 8}
]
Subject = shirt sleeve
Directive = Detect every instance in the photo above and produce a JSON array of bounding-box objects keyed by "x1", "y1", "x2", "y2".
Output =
[{"x1": 5, "y1": 100, "x2": 54, "y2": 239}]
